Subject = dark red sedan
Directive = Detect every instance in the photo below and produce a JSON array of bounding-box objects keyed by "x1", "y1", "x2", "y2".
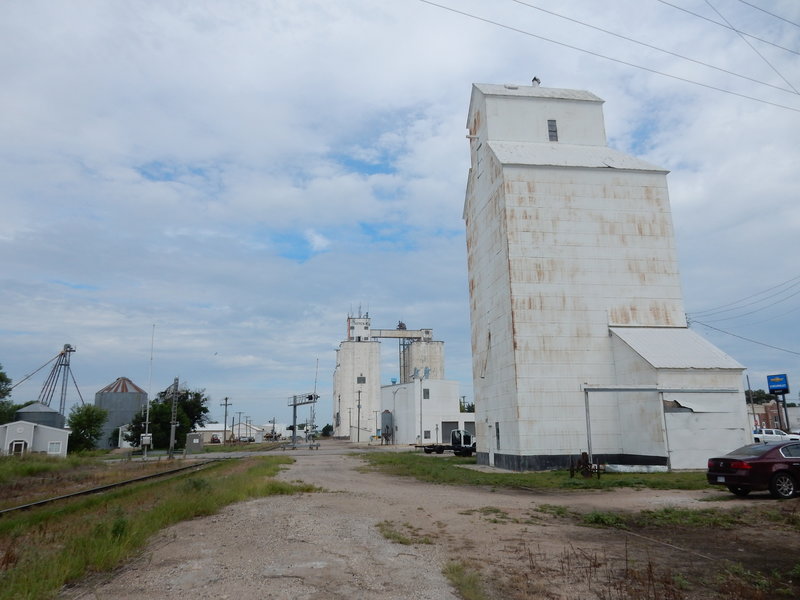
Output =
[{"x1": 707, "y1": 442, "x2": 800, "y2": 499}]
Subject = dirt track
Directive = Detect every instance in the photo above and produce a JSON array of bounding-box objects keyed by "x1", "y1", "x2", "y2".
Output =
[{"x1": 59, "y1": 440, "x2": 788, "y2": 600}]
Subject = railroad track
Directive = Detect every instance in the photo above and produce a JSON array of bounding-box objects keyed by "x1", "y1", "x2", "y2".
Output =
[{"x1": 0, "y1": 458, "x2": 221, "y2": 517}]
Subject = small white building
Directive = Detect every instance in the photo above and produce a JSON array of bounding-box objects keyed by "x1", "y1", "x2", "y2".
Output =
[
  {"x1": 194, "y1": 423, "x2": 264, "y2": 443},
  {"x1": 381, "y1": 379, "x2": 474, "y2": 446},
  {"x1": 0, "y1": 421, "x2": 70, "y2": 458}
]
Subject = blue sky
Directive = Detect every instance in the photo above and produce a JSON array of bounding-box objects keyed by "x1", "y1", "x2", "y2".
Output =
[{"x1": 1, "y1": 0, "x2": 799, "y2": 426}]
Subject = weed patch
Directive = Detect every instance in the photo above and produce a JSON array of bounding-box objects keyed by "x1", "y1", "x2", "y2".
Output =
[
  {"x1": 443, "y1": 560, "x2": 487, "y2": 600},
  {"x1": 359, "y1": 452, "x2": 707, "y2": 492},
  {"x1": 376, "y1": 520, "x2": 432, "y2": 545}
]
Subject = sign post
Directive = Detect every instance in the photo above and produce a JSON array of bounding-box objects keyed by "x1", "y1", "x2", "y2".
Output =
[{"x1": 767, "y1": 374, "x2": 790, "y2": 431}]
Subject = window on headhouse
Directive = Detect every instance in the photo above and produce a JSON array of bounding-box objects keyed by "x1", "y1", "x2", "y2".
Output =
[
  {"x1": 423, "y1": 388, "x2": 430, "y2": 399},
  {"x1": 357, "y1": 375, "x2": 366, "y2": 384},
  {"x1": 548, "y1": 119, "x2": 558, "y2": 142},
  {"x1": 424, "y1": 430, "x2": 431, "y2": 440}
]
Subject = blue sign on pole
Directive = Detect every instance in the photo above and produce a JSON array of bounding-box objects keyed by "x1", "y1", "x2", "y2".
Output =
[{"x1": 767, "y1": 374, "x2": 790, "y2": 396}]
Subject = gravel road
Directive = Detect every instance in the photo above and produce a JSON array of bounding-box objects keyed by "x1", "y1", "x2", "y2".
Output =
[{"x1": 60, "y1": 439, "x2": 716, "y2": 600}]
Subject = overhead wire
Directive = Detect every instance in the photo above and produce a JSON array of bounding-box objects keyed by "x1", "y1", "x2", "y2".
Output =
[
  {"x1": 656, "y1": 0, "x2": 800, "y2": 56},
  {"x1": 691, "y1": 320, "x2": 800, "y2": 356},
  {"x1": 737, "y1": 0, "x2": 800, "y2": 29},
  {"x1": 705, "y1": 0, "x2": 799, "y2": 94},
  {"x1": 688, "y1": 273, "x2": 800, "y2": 317},
  {"x1": 691, "y1": 286, "x2": 800, "y2": 323},
  {"x1": 507, "y1": 0, "x2": 797, "y2": 94},
  {"x1": 742, "y1": 303, "x2": 800, "y2": 327},
  {"x1": 416, "y1": 0, "x2": 800, "y2": 112}
]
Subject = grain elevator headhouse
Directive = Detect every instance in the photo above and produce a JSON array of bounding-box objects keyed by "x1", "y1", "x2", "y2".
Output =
[{"x1": 463, "y1": 83, "x2": 749, "y2": 471}]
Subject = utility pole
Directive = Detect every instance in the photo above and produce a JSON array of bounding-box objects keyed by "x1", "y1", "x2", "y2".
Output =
[
  {"x1": 168, "y1": 377, "x2": 179, "y2": 459},
  {"x1": 235, "y1": 411, "x2": 244, "y2": 440},
  {"x1": 357, "y1": 390, "x2": 362, "y2": 443},
  {"x1": 220, "y1": 397, "x2": 232, "y2": 444}
]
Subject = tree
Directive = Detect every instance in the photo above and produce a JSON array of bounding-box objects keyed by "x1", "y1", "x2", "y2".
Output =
[
  {"x1": 125, "y1": 387, "x2": 210, "y2": 449},
  {"x1": 747, "y1": 389, "x2": 777, "y2": 404},
  {"x1": 321, "y1": 424, "x2": 333, "y2": 437},
  {"x1": 0, "y1": 400, "x2": 18, "y2": 425},
  {"x1": 0, "y1": 363, "x2": 11, "y2": 400},
  {"x1": 67, "y1": 404, "x2": 108, "y2": 453}
]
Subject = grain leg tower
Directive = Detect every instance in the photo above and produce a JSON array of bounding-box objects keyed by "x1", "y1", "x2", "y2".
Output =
[
  {"x1": 463, "y1": 82, "x2": 749, "y2": 471},
  {"x1": 332, "y1": 313, "x2": 444, "y2": 442}
]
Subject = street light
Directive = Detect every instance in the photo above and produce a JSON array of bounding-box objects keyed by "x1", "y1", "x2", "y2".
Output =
[{"x1": 391, "y1": 386, "x2": 406, "y2": 445}]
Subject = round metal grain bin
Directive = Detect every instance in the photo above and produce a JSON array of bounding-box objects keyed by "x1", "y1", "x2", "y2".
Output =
[
  {"x1": 94, "y1": 377, "x2": 148, "y2": 449},
  {"x1": 15, "y1": 402, "x2": 66, "y2": 429}
]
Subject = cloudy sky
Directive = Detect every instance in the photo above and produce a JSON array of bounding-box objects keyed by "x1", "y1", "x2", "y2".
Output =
[{"x1": 2, "y1": 0, "x2": 799, "y2": 427}]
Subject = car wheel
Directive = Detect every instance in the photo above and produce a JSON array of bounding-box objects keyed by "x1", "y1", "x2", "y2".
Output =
[
  {"x1": 769, "y1": 472, "x2": 797, "y2": 499},
  {"x1": 726, "y1": 485, "x2": 751, "y2": 497}
]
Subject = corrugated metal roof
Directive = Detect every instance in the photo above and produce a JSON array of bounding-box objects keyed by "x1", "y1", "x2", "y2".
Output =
[
  {"x1": 97, "y1": 377, "x2": 146, "y2": 394},
  {"x1": 488, "y1": 141, "x2": 666, "y2": 172},
  {"x1": 473, "y1": 83, "x2": 604, "y2": 103},
  {"x1": 16, "y1": 401, "x2": 58, "y2": 413},
  {"x1": 610, "y1": 327, "x2": 744, "y2": 370}
]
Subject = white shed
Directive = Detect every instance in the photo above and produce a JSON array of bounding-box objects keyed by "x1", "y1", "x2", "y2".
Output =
[{"x1": 0, "y1": 420, "x2": 70, "y2": 458}]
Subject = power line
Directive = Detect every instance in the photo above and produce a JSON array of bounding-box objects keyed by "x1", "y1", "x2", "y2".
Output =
[
  {"x1": 656, "y1": 0, "x2": 800, "y2": 56},
  {"x1": 417, "y1": 0, "x2": 800, "y2": 113},
  {"x1": 506, "y1": 0, "x2": 797, "y2": 94},
  {"x1": 689, "y1": 273, "x2": 800, "y2": 317},
  {"x1": 691, "y1": 320, "x2": 800, "y2": 356},
  {"x1": 737, "y1": 0, "x2": 800, "y2": 29},
  {"x1": 743, "y1": 303, "x2": 800, "y2": 327},
  {"x1": 705, "y1": 0, "x2": 799, "y2": 94},
  {"x1": 694, "y1": 286, "x2": 800, "y2": 323}
]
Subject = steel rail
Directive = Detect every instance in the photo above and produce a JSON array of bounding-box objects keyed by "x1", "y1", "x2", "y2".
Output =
[{"x1": 0, "y1": 458, "x2": 221, "y2": 517}]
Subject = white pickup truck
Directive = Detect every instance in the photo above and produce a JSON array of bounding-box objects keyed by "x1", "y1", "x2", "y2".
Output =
[{"x1": 752, "y1": 428, "x2": 800, "y2": 443}]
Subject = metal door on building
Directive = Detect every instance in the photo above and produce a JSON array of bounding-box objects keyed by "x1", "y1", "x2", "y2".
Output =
[{"x1": 441, "y1": 421, "x2": 458, "y2": 443}]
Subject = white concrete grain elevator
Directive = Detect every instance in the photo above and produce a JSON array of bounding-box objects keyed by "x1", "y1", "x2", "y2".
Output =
[
  {"x1": 332, "y1": 313, "x2": 445, "y2": 441},
  {"x1": 464, "y1": 83, "x2": 749, "y2": 470}
]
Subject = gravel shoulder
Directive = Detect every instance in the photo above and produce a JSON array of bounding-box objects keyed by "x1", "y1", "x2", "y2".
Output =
[{"x1": 60, "y1": 440, "x2": 746, "y2": 600}]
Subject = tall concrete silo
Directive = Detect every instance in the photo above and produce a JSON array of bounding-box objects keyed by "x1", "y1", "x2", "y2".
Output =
[{"x1": 463, "y1": 82, "x2": 748, "y2": 471}]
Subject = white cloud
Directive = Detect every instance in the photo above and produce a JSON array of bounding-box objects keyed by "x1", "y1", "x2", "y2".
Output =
[{"x1": 1, "y1": 0, "x2": 799, "y2": 423}]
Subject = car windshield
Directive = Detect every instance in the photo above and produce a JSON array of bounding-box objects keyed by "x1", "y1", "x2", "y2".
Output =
[{"x1": 726, "y1": 443, "x2": 776, "y2": 457}]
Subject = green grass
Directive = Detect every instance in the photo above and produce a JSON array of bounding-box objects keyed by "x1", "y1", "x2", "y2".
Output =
[
  {"x1": 578, "y1": 505, "x2": 774, "y2": 531},
  {"x1": 0, "y1": 454, "x2": 98, "y2": 484},
  {"x1": 0, "y1": 456, "x2": 314, "y2": 600},
  {"x1": 376, "y1": 520, "x2": 433, "y2": 545},
  {"x1": 443, "y1": 561, "x2": 488, "y2": 600},
  {"x1": 359, "y1": 451, "x2": 708, "y2": 491}
]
